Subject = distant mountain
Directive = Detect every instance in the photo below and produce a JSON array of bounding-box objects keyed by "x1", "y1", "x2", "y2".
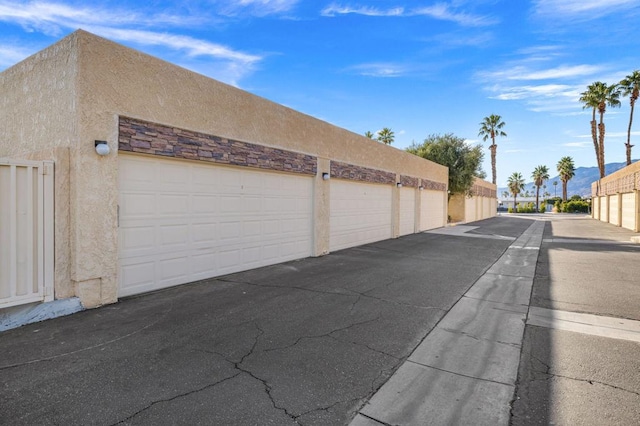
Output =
[{"x1": 498, "y1": 160, "x2": 638, "y2": 199}]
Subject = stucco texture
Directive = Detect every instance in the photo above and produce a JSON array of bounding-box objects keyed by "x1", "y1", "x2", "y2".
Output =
[
  {"x1": 0, "y1": 37, "x2": 77, "y2": 303},
  {"x1": 1, "y1": 29, "x2": 450, "y2": 308},
  {"x1": 448, "y1": 177, "x2": 497, "y2": 223}
]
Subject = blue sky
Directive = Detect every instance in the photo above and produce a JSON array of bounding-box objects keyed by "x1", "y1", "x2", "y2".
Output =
[{"x1": 1, "y1": 0, "x2": 639, "y2": 187}]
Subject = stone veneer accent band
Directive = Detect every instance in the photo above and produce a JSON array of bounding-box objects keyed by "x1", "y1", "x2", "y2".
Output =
[
  {"x1": 330, "y1": 161, "x2": 396, "y2": 185},
  {"x1": 400, "y1": 175, "x2": 419, "y2": 188},
  {"x1": 472, "y1": 185, "x2": 497, "y2": 198},
  {"x1": 592, "y1": 172, "x2": 639, "y2": 196},
  {"x1": 421, "y1": 179, "x2": 448, "y2": 192},
  {"x1": 119, "y1": 117, "x2": 317, "y2": 175}
]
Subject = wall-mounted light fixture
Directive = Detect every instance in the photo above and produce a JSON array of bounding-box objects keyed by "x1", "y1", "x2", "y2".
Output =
[
  {"x1": 322, "y1": 172, "x2": 330, "y2": 180},
  {"x1": 95, "y1": 140, "x2": 110, "y2": 156},
  {"x1": 418, "y1": 185, "x2": 424, "y2": 191},
  {"x1": 396, "y1": 182, "x2": 403, "y2": 188}
]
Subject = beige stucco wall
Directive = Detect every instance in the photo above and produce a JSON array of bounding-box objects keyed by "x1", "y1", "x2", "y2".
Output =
[
  {"x1": 448, "y1": 178, "x2": 497, "y2": 223},
  {"x1": 74, "y1": 30, "x2": 447, "y2": 305},
  {"x1": 448, "y1": 194, "x2": 465, "y2": 222},
  {"x1": 1, "y1": 30, "x2": 449, "y2": 308},
  {"x1": 0, "y1": 36, "x2": 78, "y2": 302}
]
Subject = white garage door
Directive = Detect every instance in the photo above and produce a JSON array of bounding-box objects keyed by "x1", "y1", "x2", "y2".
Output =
[
  {"x1": 465, "y1": 196, "x2": 477, "y2": 223},
  {"x1": 330, "y1": 180, "x2": 392, "y2": 251},
  {"x1": 621, "y1": 193, "x2": 635, "y2": 230},
  {"x1": 600, "y1": 197, "x2": 609, "y2": 222},
  {"x1": 482, "y1": 197, "x2": 492, "y2": 219},
  {"x1": 609, "y1": 195, "x2": 619, "y2": 226},
  {"x1": 593, "y1": 197, "x2": 600, "y2": 220},
  {"x1": 420, "y1": 190, "x2": 445, "y2": 231},
  {"x1": 118, "y1": 155, "x2": 313, "y2": 297},
  {"x1": 399, "y1": 187, "x2": 416, "y2": 236}
]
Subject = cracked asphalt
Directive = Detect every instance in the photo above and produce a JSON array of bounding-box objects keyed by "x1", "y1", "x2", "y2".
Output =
[
  {"x1": 0, "y1": 217, "x2": 531, "y2": 426},
  {"x1": 3, "y1": 215, "x2": 638, "y2": 425}
]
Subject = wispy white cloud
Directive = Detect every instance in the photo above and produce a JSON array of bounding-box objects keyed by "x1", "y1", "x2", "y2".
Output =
[
  {"x1": 0, "y1": 1, "x2": 206, "y2": 34},
  {"x1": 479, "y1": 64, "x2": 605, "y2": 81},
  {"x1": 412, "y1": 4, "x2": 498, "y2": 26},
  {"x1": 491, "y1": 84, "x2": 579, "y2": 101},
  {"x1": 218, "y1": 0, "x2": 299, "y2": 17},
  {"x1": 426, "y1": 31, "x2": 494, "y2": 48},
  {"x1": 0, "y1": 1, "x2": 262, "y2": 84},
  {"x1": 563, "y1": 141, "x2": 590, "y2": 148},
  {"x1": 322, "y1": 2, "x2": 497, "y2": 26},
  {"x1": 93, "y1": 27, "x2": 261, "y2": 64},
  {"x1": 533, "y1": 0, "x2": 638, "y2": 16},
  {"x1": 474, "y1": 48, "x2": 634, "y2": 114},
  {"x1": 347, "y1": 62, "x2": 409, "y2": 78},
  {"x1": 0, "y1": 43, "x2": 32, "y2": 66},
  {"x1": 321, "y1": 5, "x2": 404, "y2": 17}
]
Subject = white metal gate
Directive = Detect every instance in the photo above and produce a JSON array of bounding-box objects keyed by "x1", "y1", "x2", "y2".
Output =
[{"x1": 0, "y1": 159, "x2": 54, "y2": 308}]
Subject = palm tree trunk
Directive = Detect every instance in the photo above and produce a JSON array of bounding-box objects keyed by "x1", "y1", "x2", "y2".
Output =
[
  {"x1": 590, "y1": 109, "x2": 599, "y2": 172},
  {"x1": 513, "y1": 194, "x2": 517, "y2": 212},
  {"x1": 490, "y1": 143, "x2": 497, "y2": 185},
  {"x1": 562, "y1": 180, "x2": 567, "y2": 201},
  {"x1": 627, "y1": 97, "x2": 636, "y2": 165},
  {"x1": 598, "y1": 113, "x2": 606, "y2": 178},
  {"x1": 535, "y1": 186, "x2": 540, "y2": 212}
]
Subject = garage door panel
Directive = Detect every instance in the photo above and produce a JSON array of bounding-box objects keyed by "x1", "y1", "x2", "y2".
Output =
[
  {"x1": 159, "y1": 224, "x2": 189, "y2": 248},
  {"x1": 119, "y1": 155, "x2": 313, "y2": 297},
  {"x1": 193, "y1": 195, "x2": 219, "y2": 213},
  {"x1": 121, "y1": 194, "x2": 156, "y2": 216},
  {"x1": 120, "y1": 262, "x2": 155, "y2": 289},
  {"x1": 158, "y1": 194, "x2": 189, "y2": 215},
  {"x1": 399, "y1": 187, "x2": 416, "y2": 236},
  {"x1": 621, "y1": 193, "x2": 635, "y2": 230},
  {"x1": 420, "y1": 190, "x2": 445, "y2": 231},
  {"x1": 330, "y1": 180, "x2": 392, "y2": 251}
]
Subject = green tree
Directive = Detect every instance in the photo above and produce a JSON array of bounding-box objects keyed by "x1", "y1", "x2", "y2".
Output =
[
  {"x1": 532, "y1": 165, "x2": 550, "y2": 212},
  {"x1": 364, "y1": 131, "x2": 375, "y2": 139},
  {"x1": 407, "y1": 133, "x2": 485, "y2": 196},
  {"x1": 478, "y1": 114, "x2": 506, "y2": 185},
  {"x1": 619, "y1": 70, "x2": 640, "y2": 165},
  {"x1": 507, "y1": 172, "x2": 525, "y2": 212},
  {"x1": 557, "y1": 156, "x2": 576, "y2": 201},
  {"x1": 580, "y1": 82, "x2": 621, "y2": 177},
  {"x1": 377, "y1": 127, "x2": 394, "y2": 145}
]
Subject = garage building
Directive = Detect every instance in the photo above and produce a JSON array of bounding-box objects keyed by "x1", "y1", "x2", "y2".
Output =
[{"x1": 0, "y1": 30, "x2": 451, "y2": 324}]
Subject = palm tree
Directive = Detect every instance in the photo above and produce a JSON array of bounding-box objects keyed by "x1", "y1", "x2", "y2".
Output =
[
  {"x1": 478, "y1": 114, "x2": 507, "y2": 185},
  {"x1": 579, "y1": 84, "x2": 601, "y2": 176},
  {"x1": 507, "y1": 172, "x2": 525, "y2": 212},
  {"x1": 620, "y1": 70, "x2": 640, "y2": 165},
  {"x1": 531, "y1": 165, "x2": 550, "y2": 212},
  {"x1": 377, "y1": 128, "x2": 394, "y2": 145},
  {"x1": 580, "y1": 82, "x2": 621, "y2": 178},
  {"x1": 557, "y1": 156, "x2": 575, "y2": 201},
  {"x1": 364, "y1": 131, "x2": 375, "y2": 139},
  {"x1": 553, "y1": 180, "x2": 558, "y2": 197}
]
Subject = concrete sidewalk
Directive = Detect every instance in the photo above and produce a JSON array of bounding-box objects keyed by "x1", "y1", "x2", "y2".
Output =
[
  {"x1": 351, "y1": 219, "x2": 545, "y2": 425},
  {"x1": 512, "y1": 215, "x2": 640, "y2": 425}
]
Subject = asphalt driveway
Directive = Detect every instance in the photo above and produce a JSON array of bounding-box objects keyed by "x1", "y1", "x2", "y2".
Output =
[{"x1": 0, "y1": 218, "x2": 533, "y2": 425}]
